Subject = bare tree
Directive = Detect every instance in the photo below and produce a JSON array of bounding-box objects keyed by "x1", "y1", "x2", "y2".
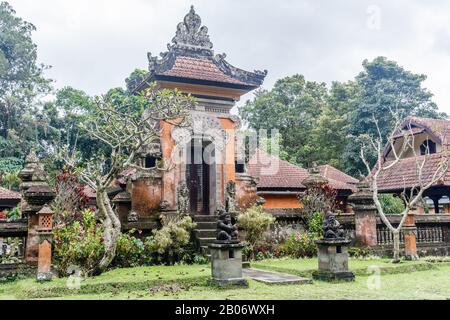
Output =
[
  {"x1": 60, "y1": 85, "x2": 193, "y2": 275},
  {"x1": 360, "y1": 115, "x2": 450, "y2": 262}
]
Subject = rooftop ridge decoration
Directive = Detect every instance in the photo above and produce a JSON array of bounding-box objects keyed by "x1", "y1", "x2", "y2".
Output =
[
  {"x1": 170, "y1": 5, "x2": 213, "y2": 51},
  {"x1": 136, "y1": 6, "x2": 267, "y2": 92}
]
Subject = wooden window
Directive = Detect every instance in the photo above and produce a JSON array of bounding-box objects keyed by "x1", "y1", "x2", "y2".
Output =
[{"x1": 420, "y1": 140, "x2": 436, "y2": 155}]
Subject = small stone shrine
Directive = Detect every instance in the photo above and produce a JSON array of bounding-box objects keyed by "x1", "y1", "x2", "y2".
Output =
[
  {"x1": 208, "y1": 207, "x2": 247, "y2": 286},
  {"x1": 18, "y1": 150, "x2": 56, "y2": 281},
  {"x1": 313, "y1": 212, "x2": 355, "y2": 282}
]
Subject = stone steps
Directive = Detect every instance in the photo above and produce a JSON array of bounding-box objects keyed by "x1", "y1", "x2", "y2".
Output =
[
  {"x1": 192, "y1": 215, "x2": 218, "y2": 255},
  {"x1": 193, "y1": 229, "x2": 216, "y2": 238},
  {"x1": 193, "y1": 215, "x2": 218, "y2": 222},
  {"x1": 195, "y1": 222, "x2": 216, "y2": 230}
]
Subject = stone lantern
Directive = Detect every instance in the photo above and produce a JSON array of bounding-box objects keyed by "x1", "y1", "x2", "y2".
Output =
[
  {"x1": 36, "y1": 205, "x2": 53, "y2": 281},
  {"x1": 208, "y1": 206, "x2": 247, "y2": 286},
  {"x1": 313, "y1": 212, "x2": 355, "y2": 282}
]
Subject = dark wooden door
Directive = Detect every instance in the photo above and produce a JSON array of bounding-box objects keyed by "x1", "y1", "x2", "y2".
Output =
[{"x1": 187, "y1": 141, "x2": 210, "y2": 215}]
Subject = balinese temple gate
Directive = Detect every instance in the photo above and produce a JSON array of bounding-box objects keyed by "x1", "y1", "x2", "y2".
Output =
[{"x1": 115, "y1": 6, "x2": 266, "y2": 249}]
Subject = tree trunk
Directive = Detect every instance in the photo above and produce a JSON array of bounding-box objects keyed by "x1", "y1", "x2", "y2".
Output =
[
  {"x1": 91, "y1": 189, "x2": 122, "y2": 276},
  {"x1": 392, "y1": 230, "x2": 401, "y2": 263}
]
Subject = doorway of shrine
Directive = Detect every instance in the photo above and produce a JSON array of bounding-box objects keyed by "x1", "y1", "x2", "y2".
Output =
[{"x1": 186, "y1": 138, "x2": 216, "y2": 215}]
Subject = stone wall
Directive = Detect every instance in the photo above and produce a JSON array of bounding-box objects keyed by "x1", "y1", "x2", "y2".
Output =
[{"x1": 235, "y1": 174, "x2": 259, "y2": 212}]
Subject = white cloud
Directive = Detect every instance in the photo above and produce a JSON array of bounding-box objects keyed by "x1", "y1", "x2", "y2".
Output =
[{"x1": 7, "y1": 0, "x2": 450, "y2": 112}]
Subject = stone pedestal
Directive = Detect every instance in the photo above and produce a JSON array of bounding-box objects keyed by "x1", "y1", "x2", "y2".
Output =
[
  {"x1": 402, "y1": 213, "x2": 418, "y2": 260},
  {"x1": 208, "y1": 242, "x2": 248, "y2": 286},
  {"x1": 313, "y1": 239, "x2": 355, "y2": 282}
]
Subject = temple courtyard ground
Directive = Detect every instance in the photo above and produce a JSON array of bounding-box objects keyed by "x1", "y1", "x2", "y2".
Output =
[{"x1": 0, "y1": 258, "x2": 449, "y2": 300}]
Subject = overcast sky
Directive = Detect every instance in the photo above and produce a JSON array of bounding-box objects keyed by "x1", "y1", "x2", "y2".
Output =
[{"x1": 7, "y1": 0, "x2": 450, "y2": 113}]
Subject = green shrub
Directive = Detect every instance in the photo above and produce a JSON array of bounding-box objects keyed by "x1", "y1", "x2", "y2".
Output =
[
  {"x1": 113, "y1": 230, "x2": 145, "y2": 268},
  {"x1": 307, "y1": 212, "x2": 324, "y2": 237},
  {"x1": 279, "y1": 232, "x2": 318, "y2": 258},
  {"x1": 237, "y1": 205, "x2": 275, "y2": 246},
  {"x1": 349, "y1": 246, "x2": 371, "y2": 258},
  {"x1": 5, "y1": 204, "x2": 21, "y2": 221},
  {"x1": 145, "y1": 214, "x2": 196, "y2": 265},
  {"x1": 379, "y1": 194, "x2": 405, "y2": 214},
  {"x1": 53, "y1": 209, "x2": 105, "y2": 276}
]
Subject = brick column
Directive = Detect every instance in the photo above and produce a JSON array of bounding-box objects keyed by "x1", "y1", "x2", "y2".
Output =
[
  {"x1": 402, "y1": 213, "x2": 418, "y2": 260},
  {"x1": 37, "y1": 205, "x2": 54, "y2": 281},
  {"x1": 348, "y1": 182, "x2": 378, "y2": 247}
]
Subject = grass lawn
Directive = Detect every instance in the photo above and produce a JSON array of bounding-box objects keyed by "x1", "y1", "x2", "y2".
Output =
[{"x1": 0, "y1": 258, "x2": 449, "y2": 300}]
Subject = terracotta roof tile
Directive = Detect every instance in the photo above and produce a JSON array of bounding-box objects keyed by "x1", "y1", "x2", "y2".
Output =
[
  {"x1": 248, "y1": 149, "x2": 357, "y2": 191},
  {"x1": 376, "y1": 153, "x2": 450, "y2": 191},
  {"x1": 378, "y1": 117, "x2": 450, "y2": 191},
  {"x1": 247, "y1": 149, "x2": 308, "y2": 189},
  {"x1": 0, "y1": 187, "x2": 21, "y2": 200},
  {"x1": 161, "y1": 56, "x2": 248, "y2": 86},
  {"x1": 319, "y1": 165, "x2": 358, "y2": 192},
  {"x1": 401, "y1": 117, "x2": 450, "y2": 146}
]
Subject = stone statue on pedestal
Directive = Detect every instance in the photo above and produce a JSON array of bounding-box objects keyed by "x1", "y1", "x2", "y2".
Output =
[
  {"x1": 313, "y1": 211, "x2": 354, "y2": 282},
  {"x1": 323, "y1": 211, "x2": 345, "y2": 240},
  {"x1": 208, "y1": 205, "x2": 247, "y2": 286},
  {"x1": 216, "y1": 208, "x2": 239, "y2": 243}
]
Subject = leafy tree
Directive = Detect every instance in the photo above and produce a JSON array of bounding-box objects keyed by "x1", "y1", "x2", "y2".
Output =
[
  {"x1": 41, "y1": 69, "x2": 150, "y2": 166},
  {"x1": 379, "y1": 194, "x2": 406, "y2": 215},
  {"x1": 125, "y1": 68, "x2": 149, "y2": 92},
  {"x1": 240, "y1": 74, "x2": 328, "y2": 167},
  {"x1": 59, "y1": 85, "x2": 193, "y2": 275},
  {"x1": 343, "y1": 57, "x2": 446, "y2": 176},
  {"x1": 0, "y1": 170, "x2": 20, "y2": 190},
  {"x1": 39, "y1": 86, "x2": 105, "y2": 163},
  {"x1": 312, "y1": 81, "x2": 360, "y2": 169},
  {"x1": 0, "y1": 2, "x2": 52, "y2": 168}
]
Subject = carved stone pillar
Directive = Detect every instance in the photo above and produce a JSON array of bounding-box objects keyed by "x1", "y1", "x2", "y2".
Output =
[
  {"x1": 348, "y1": 181, "x2": 378, "y2": 247},
  {"x1": 402, "y1": 213, "x2": 418, "y2": 260}
]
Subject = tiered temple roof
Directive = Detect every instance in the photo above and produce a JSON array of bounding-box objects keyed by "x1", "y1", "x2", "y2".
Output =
[{"x1": 131, "y1": 6, "x2": 267, "y2": 93}]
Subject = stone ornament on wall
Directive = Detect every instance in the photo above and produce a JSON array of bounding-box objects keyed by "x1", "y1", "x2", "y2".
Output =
[
  {"x1": 177, "y1": 182, "x2": 189, "y2": 214},
  {"x1": 225, "y1": 181, "x2": 238, "y2": 216},
  {"x1": 171, "y1": 113, "x2": 229, "y2": 153}
]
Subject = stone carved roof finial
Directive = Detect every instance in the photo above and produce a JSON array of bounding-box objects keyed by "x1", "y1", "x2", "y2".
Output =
[{"x1": 171, "y1": 5, "x2": 213, "y2": 50}]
